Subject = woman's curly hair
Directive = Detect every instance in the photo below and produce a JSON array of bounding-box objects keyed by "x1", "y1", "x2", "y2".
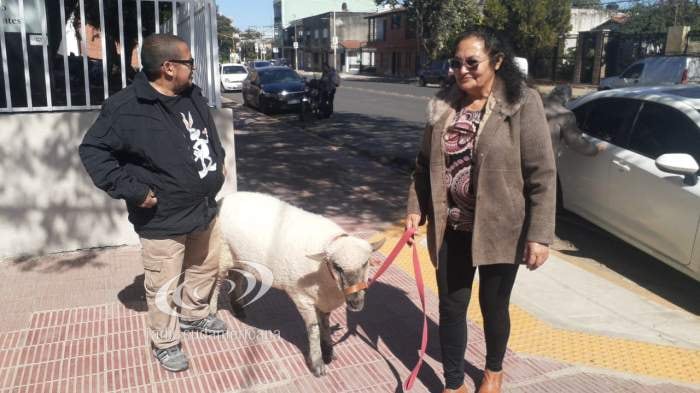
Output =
[{"x1": 453, "y1": 27, "x2": 524, "y2": 105}]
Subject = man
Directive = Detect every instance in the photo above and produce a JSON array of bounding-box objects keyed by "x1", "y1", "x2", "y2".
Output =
[
  {"x1": 320, "y1": 63, "x2": 340, "y2": 116},
  {"x1": 79, "y1": 34, "x2": 227, "y2": 372}
]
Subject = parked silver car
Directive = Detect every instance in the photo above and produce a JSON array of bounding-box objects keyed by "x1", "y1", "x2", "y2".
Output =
[
  {"x1": 599, "y1": 56, "x2": 700, "y2": 90},
  {"x1": 559, "y1": 85, "x2": 700, "y2": 281}
]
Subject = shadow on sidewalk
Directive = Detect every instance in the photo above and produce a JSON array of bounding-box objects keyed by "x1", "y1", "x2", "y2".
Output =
[
  {"x1": 291, "y1": 111, "x2": 423, "y2": 173},
  {"x1": 117, "y1": 274, "x2": 148, "y2": 312},
  {"x1": 218, "y1": 278, "x2": 481, "y2": 392},
  {"x1": 234, "y1": 125, "x2": 411, "y2": 228},
  {"x1": 555, "y1": 212, "x2": 700, "y2": 315}
]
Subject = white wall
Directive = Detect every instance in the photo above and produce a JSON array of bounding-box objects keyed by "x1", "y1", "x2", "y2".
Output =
[
  {"x1": 0, "y1": 108, "x2": 236, "y2": 258},
  {"x1": 566, "y1": 8, "x2": 611, "y2": 51}
]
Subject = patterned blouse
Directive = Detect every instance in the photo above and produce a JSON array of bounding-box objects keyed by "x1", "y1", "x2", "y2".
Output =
[{"x1": 443, "y1": 107, "x2": 483, "y2": 231}]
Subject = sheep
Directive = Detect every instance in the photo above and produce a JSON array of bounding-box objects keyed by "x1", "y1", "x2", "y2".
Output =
[{"x1": 211, "y1": 192, "x2": 385, "y2": 376}]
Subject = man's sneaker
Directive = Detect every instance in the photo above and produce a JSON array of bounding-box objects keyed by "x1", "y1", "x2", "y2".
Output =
[
  {"x1": 152, "y1": 345, "x2": 189, "y2": 372},
  {"x1": 180, "y1": 314, "x2": 227, "y2": 335}
]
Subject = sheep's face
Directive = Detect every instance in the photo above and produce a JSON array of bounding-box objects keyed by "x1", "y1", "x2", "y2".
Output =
[{"x1": 326, "y1": 236, "x2": 385, "y2": 312}]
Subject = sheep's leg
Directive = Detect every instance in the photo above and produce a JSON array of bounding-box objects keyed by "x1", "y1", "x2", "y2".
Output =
[
  {"x1": 228, "y1": 269, "x2": 247, "y2": 319},
  {"x1": 297, "y1": 303, "x2": 325, "y2": 376},
  {"x1": 317, "y1": 308, "x2": 335, "y2": 364}
]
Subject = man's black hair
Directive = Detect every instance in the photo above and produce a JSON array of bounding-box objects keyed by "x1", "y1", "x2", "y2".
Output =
[{"x1": 140, "y1": 34, "x2": 188, "y2": 80}]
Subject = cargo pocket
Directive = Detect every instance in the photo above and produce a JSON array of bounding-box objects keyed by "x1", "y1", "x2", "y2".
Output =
[{"x1": 143, "y1": 259, "x2": 163, "y2": 272}]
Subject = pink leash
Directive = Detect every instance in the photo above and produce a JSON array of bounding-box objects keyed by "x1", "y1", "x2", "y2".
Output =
[{"x1": 367, "y1": 228, "x2": 427, "y2": 391}]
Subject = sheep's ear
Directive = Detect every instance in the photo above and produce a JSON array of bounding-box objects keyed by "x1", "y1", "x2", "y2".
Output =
[
  {"x1": 369, "y1": 237, "x2": 386, "y2": 252},
  {"x1": 306, "y1": 253, "x2": 327, "y2": 262}
]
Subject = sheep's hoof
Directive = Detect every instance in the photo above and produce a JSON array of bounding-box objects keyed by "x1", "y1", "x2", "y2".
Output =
[
  {"x1": 311, "y1": 363, "x2": 326, "y2": 377},
  {"x1": 322, "y1": 342, "x2": 335, "y2": 364},
  {"x1": 308, "y1": 358, "x2": 327, "y2": 377}
]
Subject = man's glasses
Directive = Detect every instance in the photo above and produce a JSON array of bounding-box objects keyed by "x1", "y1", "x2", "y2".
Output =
[
  {"x1": 448, "y1": 57, "x2": 486, "y2": 70},
  {"x1": 165, "y1": 58, "x2": 195, "y2": 68}
]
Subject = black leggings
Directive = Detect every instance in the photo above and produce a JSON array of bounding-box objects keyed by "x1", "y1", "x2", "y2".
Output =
[{"x1": 437, "y1": 229, "x2": 519, "y2": 389}]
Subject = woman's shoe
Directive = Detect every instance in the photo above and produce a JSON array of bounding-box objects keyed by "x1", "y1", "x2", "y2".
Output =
[
  {"x1": 477, "y1": 369, "x2": 503, "y2": 393},
  {"x1": 442, "y1": 383, "x2": 468, "y2": 393}
]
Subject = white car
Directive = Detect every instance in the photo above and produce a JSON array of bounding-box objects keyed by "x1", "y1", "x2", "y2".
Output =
[
  {"x1": 220, "y1": 63, "x2": 248, "y2": 92},
  {"x1": 599, "y1": 56, "x2": 700, "y2": 90},
  {"x1": 559, "y1": 85, "x2": 700, "y2": 281}
]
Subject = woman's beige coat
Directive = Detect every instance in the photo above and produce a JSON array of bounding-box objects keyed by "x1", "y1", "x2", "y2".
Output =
[{"x1": 406, "y1": 79, "x2": 556, "y2": 267}]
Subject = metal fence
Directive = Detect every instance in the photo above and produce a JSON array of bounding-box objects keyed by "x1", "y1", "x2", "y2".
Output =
[{"x1": 0, "y1": 0, "x2": 220, "y2": 113}]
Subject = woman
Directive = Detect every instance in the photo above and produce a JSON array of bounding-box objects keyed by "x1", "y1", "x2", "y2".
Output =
[{"x1": 405, "y1": 28, "x2": 556, "y2": 393}]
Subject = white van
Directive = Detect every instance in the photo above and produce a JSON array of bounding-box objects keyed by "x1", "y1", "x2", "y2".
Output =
[{"x1": 599, "y1": 56, "x2": 700, "y2": 90}]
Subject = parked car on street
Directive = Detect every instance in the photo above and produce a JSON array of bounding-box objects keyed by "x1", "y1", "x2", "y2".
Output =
[
  {"x1": 418, "y1": 59, "x2": 452, "y2": 87},
  {"x1": 558, "y1": 85, "x2": 700, "y2": 281},
  {"x1": 241, "y1": 66, "x2": 305, "y2": 114},
  {"x1": 248, "y1": 60, "x2": 272, "y2": 70},
  {"x1": 599, "y1": 56, "x2": 700, "y2": 90},
  {"x1": 219, "y1": 63, "x2": 248, "y2": 92}
]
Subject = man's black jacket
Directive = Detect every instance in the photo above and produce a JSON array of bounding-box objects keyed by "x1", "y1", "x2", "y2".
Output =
[{"x1": 79, "y1": 72, "x2": 226, "y2": 238}]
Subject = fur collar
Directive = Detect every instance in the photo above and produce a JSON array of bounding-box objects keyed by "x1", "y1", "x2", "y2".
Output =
[{"x1": 426, "y1": 78, "x2": 527, "y2": 126}]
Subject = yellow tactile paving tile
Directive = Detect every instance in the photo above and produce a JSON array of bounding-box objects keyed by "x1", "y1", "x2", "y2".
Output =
[{"x1": 372, "y1": 225, "x2": 700, "y2": 384}]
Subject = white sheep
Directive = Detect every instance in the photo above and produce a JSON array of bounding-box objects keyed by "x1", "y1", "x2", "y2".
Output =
[{"x1": 212, "y1": 192, "x2": 384, "y2": 376}]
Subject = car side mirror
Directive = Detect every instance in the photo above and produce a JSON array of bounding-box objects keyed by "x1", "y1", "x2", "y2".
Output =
[{"x1": 656, "y1": 153, "x2": 699, "y2": 186}]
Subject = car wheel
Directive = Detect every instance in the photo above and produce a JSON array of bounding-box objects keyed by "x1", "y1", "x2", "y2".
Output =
[{"x1": 419, "y1": 77, "x2": 426, "y2": 87}]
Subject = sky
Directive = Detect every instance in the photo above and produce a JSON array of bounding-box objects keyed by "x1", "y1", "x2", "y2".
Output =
[{"x1": 218, "y1": 0, "x2": 274, "y2": 31}]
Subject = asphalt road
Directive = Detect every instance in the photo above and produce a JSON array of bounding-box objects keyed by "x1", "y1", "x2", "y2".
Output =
[{"x1": 224, "y1": 80, "x2": 700, "y2": 315}]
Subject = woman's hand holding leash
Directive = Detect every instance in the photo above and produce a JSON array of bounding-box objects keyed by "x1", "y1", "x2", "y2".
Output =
[{"x1": 405, "y1": 214, "x2": 421, "y2": 246}]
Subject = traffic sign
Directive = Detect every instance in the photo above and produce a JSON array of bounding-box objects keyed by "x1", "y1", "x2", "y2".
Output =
[
  {"x1": 273, "y1": 47, "x2": 279, "y2": 53},
  {"x1": 332, "y1": 36, "x2": 338, "y2": 46},
  {"x1": 293, "y1": 41, "x2": 299, "y2": 49}
]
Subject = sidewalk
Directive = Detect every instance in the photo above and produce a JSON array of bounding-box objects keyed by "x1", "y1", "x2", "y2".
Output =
[{"x1": 0, "y1": 105, "x2": 698, "y2": 393}]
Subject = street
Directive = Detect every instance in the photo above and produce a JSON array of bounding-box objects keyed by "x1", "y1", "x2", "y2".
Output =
[{"x1": 224, "y1": 79, "x2": 700, "y2": 318}]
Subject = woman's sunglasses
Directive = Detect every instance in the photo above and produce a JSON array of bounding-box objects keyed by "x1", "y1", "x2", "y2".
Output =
[{"x1": 448, "y1": 57, "x2": 486, "y2": 70}]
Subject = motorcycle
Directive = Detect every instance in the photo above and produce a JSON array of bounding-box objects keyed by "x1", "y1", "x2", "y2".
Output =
[{"x1": 299, "y1": 77, "x2": 333, "y2": 123}]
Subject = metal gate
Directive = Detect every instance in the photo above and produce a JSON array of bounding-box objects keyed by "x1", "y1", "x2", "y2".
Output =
[{"x1": 0, "y1": 0, "x2": 220, "y2": 113}]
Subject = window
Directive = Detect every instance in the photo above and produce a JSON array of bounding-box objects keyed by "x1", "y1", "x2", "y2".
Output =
[
  {"x1": 627, "y1": 102, "x2": 700, "y2": 162},
  {"x1": 575, "y1": 98, "x2": 641, "y2": 144},
  {"x1": 621, "y1": 63, "x2": 644, "y2": 79},
  {"x1": 323, "y1": 28, "x2": 329, "y2": 38},
  {"x1": 391, "y1": 14, "x2": 401, "y2": 29},
  {"x1": 314, "y1": 29, "x2": 319, "y2": 39}
]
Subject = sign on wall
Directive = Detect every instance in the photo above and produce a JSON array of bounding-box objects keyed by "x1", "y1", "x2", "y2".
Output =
[{"x1": 0, "y1": 0, "x2": 44, "y2": 34}]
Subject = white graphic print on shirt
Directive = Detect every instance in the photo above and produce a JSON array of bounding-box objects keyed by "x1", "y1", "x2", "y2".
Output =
[{"x1": 180, "y1": 111, "x2": 217, "y2": 179}]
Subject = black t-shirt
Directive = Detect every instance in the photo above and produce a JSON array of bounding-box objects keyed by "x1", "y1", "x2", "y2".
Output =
[{"x1": 158, "y1": 89, "x2": 220, "y2": 194}]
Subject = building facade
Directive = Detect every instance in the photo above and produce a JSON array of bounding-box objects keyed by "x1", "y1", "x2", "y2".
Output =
[
  {"x1": 273, "y1": 0, "x2": 378, "y2": 50},
  {"x1": 282, "y1": 11, "x2": 373, "y2": 73},
  {"x1": 365, "y1": 8, "x2": 420, "y2": 77}
]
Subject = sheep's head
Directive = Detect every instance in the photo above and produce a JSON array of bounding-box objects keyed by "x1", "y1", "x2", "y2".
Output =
[{"x1": 308, "y1": 235, "x2": 385, "y2": 312}]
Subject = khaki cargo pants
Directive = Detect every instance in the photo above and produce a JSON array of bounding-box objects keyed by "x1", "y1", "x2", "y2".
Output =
[{"x1": 140, "y1": 217, "x2": 221, "y2": 349}]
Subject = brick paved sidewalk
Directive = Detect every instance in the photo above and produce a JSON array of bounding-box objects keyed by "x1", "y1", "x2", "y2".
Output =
[{"x1": 1, "y1": 245, "x2": 698, "y2": 393}]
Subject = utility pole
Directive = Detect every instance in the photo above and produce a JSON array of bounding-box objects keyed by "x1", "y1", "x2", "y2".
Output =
[
  {"x1": 332, "y1": 11, "x2": 337, "y2": 70},
  {"x1": 294, "y1": 22, "x2": 299, "y2": 71}
]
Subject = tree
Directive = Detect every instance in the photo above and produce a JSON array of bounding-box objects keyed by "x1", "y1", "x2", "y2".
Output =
[
  {"x1": 375, "y1": 0, "x2": 481, "y2": 61},
  {"x1": 239, "y1": 28, "x2": 263, "y2": 61},
  {"x1": 483, "y1": 0, "x2": 572, "y2": 63},
  {"x1": 217, "y1": 13, "x2": 239, "y2": 62},
  {"x1": 572, "y1": 0, "x2": 603, "y2": 9},
  {"x1": 619, "y1": 1, "x2": 700, "y2": 34}
]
